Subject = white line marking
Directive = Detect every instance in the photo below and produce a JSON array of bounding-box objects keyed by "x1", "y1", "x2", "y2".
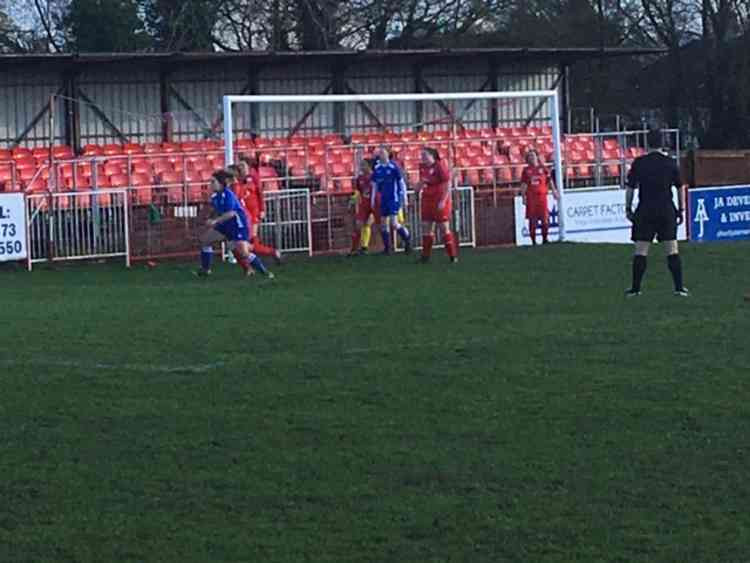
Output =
[{"x1": 0, "y1": 359, "x2": 225, "y2": 374}]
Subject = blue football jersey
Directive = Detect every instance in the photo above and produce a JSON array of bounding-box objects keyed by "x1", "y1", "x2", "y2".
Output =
[
  {"x1": 211, "y1": 188, "x2": 248, "y2": 230},
  {"x1": 372, "y1": 161, "x2": 407, "y2": 207}
]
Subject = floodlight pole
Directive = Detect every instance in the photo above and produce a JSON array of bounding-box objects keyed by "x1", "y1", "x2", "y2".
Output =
[{"x1": 550, "y1": 91, "x2": 566, "y2": 242}]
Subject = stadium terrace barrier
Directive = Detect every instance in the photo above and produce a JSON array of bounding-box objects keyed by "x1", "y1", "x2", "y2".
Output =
[
  {"x1": 127, "y1": 187, "x2": 312, "y2": 261},
  {"x1": 25, "y1": 189, "x2": 130, "y2": 270},
  {"x1": 399, "y1": 187, "x2": 476, "y2": 250},
  {"x1": 14, "y1": 185, "x2": 514, "y2": 266},
  {"x1": 256, "y1": 189, "x2": 312, "y2": 255}
]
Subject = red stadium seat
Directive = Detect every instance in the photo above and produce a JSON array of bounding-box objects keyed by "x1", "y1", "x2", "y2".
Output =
[
  {"x1": 52, "y1": 145, "x2": 75, "y2": 159},
  {"x1": 330, "y1": 163, "x2": 348, "y2": 178},
  {"x1": 90, "y1": 190, "x2": 112, "y2": 208},
  {"x1": 188, "y1": 184, "x2": 207, "y2": 203},
  {"x1": 159, "y1": 171, "x2": 182, "y2": 185},
  {"x1": 258, "y1": 166, "x2": 280, "y2": 191},
  {"x1": 463, "y1": 169, "x2": 480, "y2": 186},
  {"x1": 65, "y1": 175, "x2": 92, "y2": 190},
  {"x1": 0, "y1": 148, "x2": 11, "y2": 160},
  {"x1": 495, "y1": 166, "x2": 513, "y2": 184},
  {"x1": 78, "y1": 164, "x2": 106, "y2": 179},
  {"x1": 153, "y1": 161, "x2": 174, "y2": 176},
  {"x1": 104, "y1": 160, "x2": 128, "y2": 176},
  {"x1": 199, "y1": 169, "x2": 214, "y2": 182},
  {"x1": 12, "y1": 148, "x2": 33, "y2": 160},
  {"x1": 123, "y1": 143, "x2": 144, "y2": 155},
  {"x1": 160, "y1": 142, "x2": 180, "y2": 153},
  {"x1": 18, "y1": 167, "x2": 38, "y2": 182},
  {"x1": 24, "y1": 177, "x2": 48, "y2": 193},
  {"x1": 82, "y1": 144, "x2": 104, "y2": 157},
  {"x1": 131, "y1": 172, "x2": 152, "y2": 186},
  {"x1": 109, "y1": 174, "x2": 130, "y2": 187},
  {"x1": 132, "y1": 162, "x2": 152, "y2": 176},
  {"x1": 236, "y1": 138, "x2": 255, "y2": 150},
  {"x1": 130, "y1": 185, "x2": 153, "y2": 205},
  {"x1": 180, "y1": 141, "x2": 203, "y2": 152},
  {"x1": 92, "y1": 176, "x2": 112, "y2": 189},
  {"x1": 143, "y1": 143, "x2": 162, "y2": 154},
  {"x1": 606, "y1": 164, "x2": 621, "y2": 177},
  {"x1": 102, "y1": 144, "x2": 123, "y2": 156}
]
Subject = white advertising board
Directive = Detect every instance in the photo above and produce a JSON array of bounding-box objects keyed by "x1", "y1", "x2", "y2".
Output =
[
  {"x1": 0, "y1": 193, "x2": 28, "y2": 261},
  {"x1": 514, "y1": 188, "x2": 687, "y2": 245}
]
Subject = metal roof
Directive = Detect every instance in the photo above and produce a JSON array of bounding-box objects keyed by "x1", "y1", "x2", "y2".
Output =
[{"x1": 0, "y1": 47, "x2": 666, "y2": 69}]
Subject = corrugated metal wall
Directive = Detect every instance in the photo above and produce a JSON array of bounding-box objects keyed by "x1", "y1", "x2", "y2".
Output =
[
  {"x1": 0, "y1": 59, "x2": 562, "y2": 149},
  {"x1": 77, "y1": 68, "x2": 162, "y2": 146},
  {"x1": 0, "y1": 70, "x2": 65, "y2": 147},
  {"x1": 258, "y1": 63, "x2": 334, "y2": 137},
  {"x1": 170, "y1": 66, "x2": 246, "y2": 141},
  {"x1": 346, "y1": 63, "x2": 414, "y2": 132},
  {"x1": 496, "y1": 64, "x2": 560, "y2": 127},
  {"x1": 422, "y1": 59, "x2": 490, "y2": 130}
]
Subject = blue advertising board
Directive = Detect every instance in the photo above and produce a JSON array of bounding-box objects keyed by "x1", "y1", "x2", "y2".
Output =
[{"x1": 690, "y1": 185, "x2": 750, "y2": 242}]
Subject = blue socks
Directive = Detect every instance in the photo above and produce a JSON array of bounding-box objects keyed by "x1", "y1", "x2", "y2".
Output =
[
  {"x1": 397, "y1": 226, "x2": 410, "y2": 243},
  {"x1": 249, "y1": 254, "x2": 269, "y2": 275},
  {"x1": 200, "y1": 246, "x2": 213, "y2": 271},
  {"x1": 380, "y1": 226, "x2": 391, "y2": 252}
]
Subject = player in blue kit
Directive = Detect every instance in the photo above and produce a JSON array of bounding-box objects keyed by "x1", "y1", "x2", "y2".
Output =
[
  {"x1": 195, "y1": 169, "x2": 274, "y2": 279},
  {"x1": 371, "y1": 146, "x2": 412, "y2": 254}
]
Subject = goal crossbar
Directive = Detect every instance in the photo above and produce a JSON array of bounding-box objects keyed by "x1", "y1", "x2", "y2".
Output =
[{"x1": 222, "y1": 90, "x2": 567, "y2": 240}]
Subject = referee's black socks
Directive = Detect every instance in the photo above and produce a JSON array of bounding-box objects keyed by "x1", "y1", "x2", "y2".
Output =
[
  {"x1": 632, "y1": 255, "x2": 647, "y2": 292},
  {"x1": 667, "y1": 253, "x2": 684, "y2": 291}
]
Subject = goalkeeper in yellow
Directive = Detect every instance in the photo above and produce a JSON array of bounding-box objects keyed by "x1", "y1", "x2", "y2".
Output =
[
  {"x1": 349, "y1": 157, "x2": 408, "y2": 255},
  {"x1": 349, "y1": 159, "x2": 380, "y2": 255}
]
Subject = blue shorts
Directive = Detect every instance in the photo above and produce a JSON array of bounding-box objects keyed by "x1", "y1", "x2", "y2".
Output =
[
  {"x1": 215, "y1": 223, "x2": 249, "y2": 242},
  {"x1": 380, "y1": 199, "x2": 401, "y2": 217}
]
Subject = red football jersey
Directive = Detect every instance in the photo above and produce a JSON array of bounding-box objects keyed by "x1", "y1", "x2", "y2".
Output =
[
  {"x1": 244, "y1": 171, "x2": 264, "y2": 215},
  {"x1": 355, "y1": 173, "x2": 373, "y2": 200},
  {"x1": 419, "y1": 160, "x2": 450, "y2": 199},
  {"x1": 521, "y1": 165, "x2": 550, "y2": 197}
]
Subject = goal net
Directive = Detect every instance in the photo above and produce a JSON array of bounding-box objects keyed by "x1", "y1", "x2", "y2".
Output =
[{"x1": 222, "y1": 91, "x2": 567, "y2": 243}]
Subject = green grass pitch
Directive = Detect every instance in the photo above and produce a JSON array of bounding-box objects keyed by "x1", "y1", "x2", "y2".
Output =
[{"x1": 1, "y1": 242, "x2": 750, "y2": 562}]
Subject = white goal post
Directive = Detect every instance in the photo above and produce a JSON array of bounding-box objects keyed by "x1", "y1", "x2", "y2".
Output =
[{"x1": 222, "y1": 91, "x2": 567, "y2": 241}]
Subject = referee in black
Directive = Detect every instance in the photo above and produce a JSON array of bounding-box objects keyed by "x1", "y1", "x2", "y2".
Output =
[{"x1": 625, "y1": 129, "x2": 689, "y2": 297}]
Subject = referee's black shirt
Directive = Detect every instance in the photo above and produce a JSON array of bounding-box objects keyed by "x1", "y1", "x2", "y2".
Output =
[{"x1": 626, "y1": 151, "x2": 681, "y2": 209}]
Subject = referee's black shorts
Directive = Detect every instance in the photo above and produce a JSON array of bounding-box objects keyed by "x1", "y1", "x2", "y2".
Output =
[{"x1": 631, "y1": 205, "x2": 678, "y2": 242}]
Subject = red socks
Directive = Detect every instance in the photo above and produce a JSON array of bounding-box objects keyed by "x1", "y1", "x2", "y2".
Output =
[
  {"x1": 422, "y1": 234, "x2": 434, "y2": 258},
  {"x1": 351, "y1": 230, "x2": 361, "y2": 253},
  {"x1": 541, "y1": 219, "x2": 549, "y2": 242},
  {"x1": 251, "y1": 237, "x2": 276, "y2": 257},
  {"x1": 231, "y1": 249, "x2": 250, "y2": 273},
  {"x1": 443, "y1": 231, "x2": 457, "y2": 258},
  {"x1": 529, "y1": 220, "x2": 537, "y2": 244}
]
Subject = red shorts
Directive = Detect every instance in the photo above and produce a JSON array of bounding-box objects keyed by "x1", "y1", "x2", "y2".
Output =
[
  {"x1": 421, "y1": 196, "x2": 452, "y2": 223},
  {"x1": 356, "y1": 201, "x2": 380, "y2": 224},
  {"x1": 525, "y1": 194, "x2": 549, "y2": 220}
]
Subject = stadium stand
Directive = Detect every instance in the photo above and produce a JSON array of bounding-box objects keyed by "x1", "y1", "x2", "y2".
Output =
[{"x1": 0, "y1": 128, "x2": 647, "y2": 200}]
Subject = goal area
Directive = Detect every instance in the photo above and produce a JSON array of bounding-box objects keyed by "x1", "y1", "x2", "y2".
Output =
[{"x1": 222, "y1": 90, "x2": 567, "y2": 241}]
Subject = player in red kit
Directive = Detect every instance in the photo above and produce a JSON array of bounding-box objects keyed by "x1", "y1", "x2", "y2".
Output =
[
  {"x1": 349, "y1": 158, "x2": 381, "y2": 255},
  {"x1": 238, "y1": 157, "x2": 282, "y2": 264},
  {"x1": 417, "y1": 147, "x2": 457, "y2": 263},
  {"x1": 520, "y1": 149, "x2": 559, "y2": 245}
]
